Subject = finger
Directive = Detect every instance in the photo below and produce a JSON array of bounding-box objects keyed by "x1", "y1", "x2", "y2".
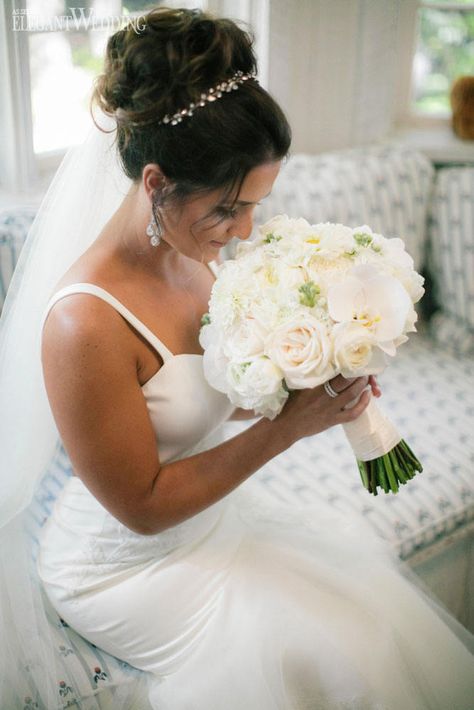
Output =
[
  {"x1": 328, "y1": 374, "x2": 359, "y2": 394},
  {"x1": 369, "y1": 374, "x2": 382, "y2": 398},
  {"x1": 337, "y1": 377, "x2": 370, "y2": 408},
  {"x1": 337, "y1": 388, "x2": 371, "y2": 423}
]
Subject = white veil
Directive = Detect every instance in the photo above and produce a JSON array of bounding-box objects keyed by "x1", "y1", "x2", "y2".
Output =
[{"x1": 0, "y1": 112, "x2": 146, "y2": 707}]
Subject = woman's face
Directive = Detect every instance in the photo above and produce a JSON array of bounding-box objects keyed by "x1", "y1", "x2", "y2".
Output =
[{"x1": 154, "y1": 161, "x2": 281, "y2": 261}]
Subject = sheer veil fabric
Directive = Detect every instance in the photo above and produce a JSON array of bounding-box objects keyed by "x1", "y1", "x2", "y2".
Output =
[{"x1": 0, "y1": 114, "x2": 145, "y2": 708}]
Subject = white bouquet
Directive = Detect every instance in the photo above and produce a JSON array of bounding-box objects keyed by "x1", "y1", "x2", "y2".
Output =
[{"x1": 199, "y1": 215, "x2": 424, "y2": 495}]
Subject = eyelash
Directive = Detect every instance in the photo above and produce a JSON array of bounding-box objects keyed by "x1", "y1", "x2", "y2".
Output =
[
  {"x1": 215, "y1": 203, "x2": 262, "y2": 220},
  {"x1": 216, "y1": 207, "x2": 238, "y2": 220}
]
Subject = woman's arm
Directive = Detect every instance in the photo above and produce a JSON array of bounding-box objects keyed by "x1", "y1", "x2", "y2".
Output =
[
  {"x1": 42, "y1": 296, "x2": 371, "y2": 537},
  {"x1": 227, "y1": 407, "x2": 258, "y2": 421}
]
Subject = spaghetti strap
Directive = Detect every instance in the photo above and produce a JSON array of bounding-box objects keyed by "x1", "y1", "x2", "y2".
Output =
[
  {"x1": 42, "y1": 283, "x2": 174, "y2": 363},
  {"x1": 207, "y1": 260, "x2": 220, "y2": 278}
]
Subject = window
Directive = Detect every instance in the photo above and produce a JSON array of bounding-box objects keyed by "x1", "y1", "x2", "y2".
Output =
[
  {"x1": 1, "y1": 0, "x2": 206, "y2": 193},
  {"x1": 411, "y1": 1, "x2": 474, "y2": 118},
  {"x1": 25, "y1": 0, "x2": 206, "y2": 156}
]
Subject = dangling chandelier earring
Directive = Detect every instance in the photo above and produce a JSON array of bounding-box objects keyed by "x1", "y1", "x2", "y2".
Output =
[{"x1": 146, "y1": 198, "x2": 163, "y2": 248}]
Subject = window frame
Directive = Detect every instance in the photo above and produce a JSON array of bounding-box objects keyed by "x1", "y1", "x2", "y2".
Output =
[
  {"x1": 395, "y1": 0, "x2": 474, "y2": 130},
  {"x1": 1, "y1": 0, "x2": 211, "y2": 194}
]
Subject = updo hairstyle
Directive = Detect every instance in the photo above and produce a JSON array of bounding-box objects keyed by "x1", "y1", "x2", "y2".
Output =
[{"x1": 91, "y1": 6, "x2": 291, "y2": 217}]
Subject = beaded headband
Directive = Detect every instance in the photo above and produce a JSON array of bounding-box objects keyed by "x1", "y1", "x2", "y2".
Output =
[
  {"x1": 119, "y1": 70, "x2": 257, "y2": 129},
  {"x1": 159, "y1": 70, "x2": 257, "y2": 126}
]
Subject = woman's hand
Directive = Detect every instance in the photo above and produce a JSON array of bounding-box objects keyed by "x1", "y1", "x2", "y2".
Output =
[
  {"x1": 274, "y1": 373, "x2": 380, "y2": 443},
  {"x1": 369, "y1": 374, "x2": 382, "y2": 398}
]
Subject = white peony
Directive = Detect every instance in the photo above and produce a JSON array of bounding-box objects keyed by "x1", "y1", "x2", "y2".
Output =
[
  {"x1": 226, "y1": 358, "x2": 288, "y2": 419},
  {"x1": 308, "y1": 222, "x2": 356, "y2": 256},
  {"x1": 258, "y1": 214, "x2": 315, "y2": 243},
  {"x1": 222, "y1": 314, "x2": 267, "y2": 360}
]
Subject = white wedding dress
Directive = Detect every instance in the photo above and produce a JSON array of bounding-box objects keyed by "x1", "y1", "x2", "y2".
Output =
[{"x1": 37, "y1": 268, "x2": 474, "y2": 710}]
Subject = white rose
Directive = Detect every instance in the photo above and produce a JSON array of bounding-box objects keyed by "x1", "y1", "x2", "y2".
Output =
[
  {"x1": 265, "y1": 314, "x2": 334, "y2": 389},
  {"x1": 333, "y1": 322, "x2": 387, "y2": 377}
]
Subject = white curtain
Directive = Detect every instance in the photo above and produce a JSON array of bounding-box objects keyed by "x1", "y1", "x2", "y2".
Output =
[{"x1": 266, "y1": 0, "x2": 402, "y2": 154}]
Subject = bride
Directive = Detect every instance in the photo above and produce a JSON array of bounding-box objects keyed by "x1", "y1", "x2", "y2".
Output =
[{"x1": 1, "y1": 6, "x2": 473, "y2": 709}]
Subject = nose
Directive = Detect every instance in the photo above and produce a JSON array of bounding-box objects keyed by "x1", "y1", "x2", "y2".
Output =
[{"x1": 227, "y1": 210, "x2": 253, "y2": 241}]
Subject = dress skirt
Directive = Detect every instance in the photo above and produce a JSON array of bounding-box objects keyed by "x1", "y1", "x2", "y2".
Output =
[{"x1": 37, "y1": 476, "x2": 474, "y2": 710}]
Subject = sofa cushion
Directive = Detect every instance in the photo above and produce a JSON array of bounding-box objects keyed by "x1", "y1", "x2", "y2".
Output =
[
  {"x1": 0, "y1": 207, "x2": 36, "y2": 312},
  {"x1": 23, "y1": 450, "x2": 150, "y2": 709},
  {"x1": 225, "y1": 330, "x2": 474, "y2": 562},
  {"x1": 254, "y1": 146, "x2": 434, "y2": 272},
  {"x1": 427, "y1": 166, "x2": 474, "y2": 355}
]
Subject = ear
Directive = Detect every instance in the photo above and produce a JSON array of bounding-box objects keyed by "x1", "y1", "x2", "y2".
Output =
[{"x1": 142, "y1": 163, "x2": 170, "y2": 202}]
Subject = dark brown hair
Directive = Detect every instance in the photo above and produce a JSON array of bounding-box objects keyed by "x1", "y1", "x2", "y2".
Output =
[{"x1": 91, "y1": 6, "x2": 291, "y2": 217}]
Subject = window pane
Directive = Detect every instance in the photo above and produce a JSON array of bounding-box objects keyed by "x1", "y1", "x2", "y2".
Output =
[
  {"x1": 424, "y1": 1, "x2": 474, "y2": 5},
  {"x1": 29, "y1": 0, "x2": 207, "y2": 154},
  {"x1": 26, "y1": 0, "x2": 65, "y2": 24},
  {"x1": 412, "y1": 7, "x2": 474, "y2": 115},
  {"x1": 29, "y1": 30, "x2": 108, "y2": 153}
]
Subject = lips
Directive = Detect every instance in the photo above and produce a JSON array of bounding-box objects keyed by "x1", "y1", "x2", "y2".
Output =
[{"x1": 210, "y1": 240, "x2": 225, "y2": 247}]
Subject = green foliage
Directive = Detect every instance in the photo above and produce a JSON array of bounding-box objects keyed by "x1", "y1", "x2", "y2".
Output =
[
  {"x1": 71, "y1": 42, "x2": 103, "y2": 75},
  {"x1": 298, "y1": 281, "x2": 320, "y2": 308},
  {"x1": 414, "y1": 6, "x2": 474, "y2": 115},
  {"x1": 264, "y1": 232, "x2": 282, "y2": 244},
  {"x1": 353, "y1": 232, "x2": 373, "y2": 248}
]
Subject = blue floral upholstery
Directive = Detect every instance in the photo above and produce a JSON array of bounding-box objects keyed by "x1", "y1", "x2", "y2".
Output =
[
  {"x1": 428, "y1": 166, "x2": 474, "y2": 355},
  {"x1": 0, "y1": 208, "x2": 36, "y2": 312}
]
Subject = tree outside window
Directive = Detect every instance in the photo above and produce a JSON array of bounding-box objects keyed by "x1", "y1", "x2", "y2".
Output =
[{"x1": 412, "y1": 0, "x2": 474, "y2": 117}]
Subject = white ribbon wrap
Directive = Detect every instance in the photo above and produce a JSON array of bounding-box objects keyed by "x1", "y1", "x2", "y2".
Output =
[{"x1": 342, "y1": 394, "x2": 401, "y2": 461}]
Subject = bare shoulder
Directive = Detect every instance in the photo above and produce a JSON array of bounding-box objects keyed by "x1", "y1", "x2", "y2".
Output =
[{"x1": 42, "y1": 292, "x2": 137, "y2": 373}]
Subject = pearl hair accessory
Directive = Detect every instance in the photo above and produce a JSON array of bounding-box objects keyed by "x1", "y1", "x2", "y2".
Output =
[{"x1": 159, "y1": 70, "x2": 257, "y2": 126}]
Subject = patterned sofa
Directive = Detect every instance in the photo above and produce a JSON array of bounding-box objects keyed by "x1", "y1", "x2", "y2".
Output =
[{"x1": 1, "y1": 144, "x2": 473, "y2": 709}]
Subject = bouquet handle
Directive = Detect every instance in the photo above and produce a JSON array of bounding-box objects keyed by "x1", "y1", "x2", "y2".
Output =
[
  {"x1": 342, "y1": 395, "x2": 422, "y2": 495},
  {"x1": 342, "y1": 395, "x2": 401, "y2": 461}
]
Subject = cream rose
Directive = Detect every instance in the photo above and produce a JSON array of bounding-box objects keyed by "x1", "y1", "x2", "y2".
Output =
[
  {"x1": 333, "y1": 321, "x2": 387, "y2": 377},
  {"x1": 265, "y1": 314, "x2": 334, "y2": 389}
]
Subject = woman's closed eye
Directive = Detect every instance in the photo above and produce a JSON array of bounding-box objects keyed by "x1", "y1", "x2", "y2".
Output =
[
  {"x1": 215, "y1": 206, "x2": 239, "y2": 220},
  {"x1": 214, "y1": 202, "x2": 262, "y2": 222}
]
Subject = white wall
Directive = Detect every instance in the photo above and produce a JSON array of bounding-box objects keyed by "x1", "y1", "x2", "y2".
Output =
[{"x1": 267, "y1": 0, "x2": 402, "y2": 154}]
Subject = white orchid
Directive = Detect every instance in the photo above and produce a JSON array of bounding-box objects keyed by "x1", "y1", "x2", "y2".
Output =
[{"x1": 327, "y1": 264, "x2": 413, "y2": 346}]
